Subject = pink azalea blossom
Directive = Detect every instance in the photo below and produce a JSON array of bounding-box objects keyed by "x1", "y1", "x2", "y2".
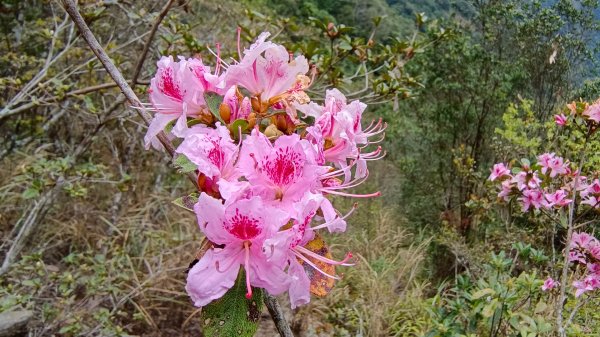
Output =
[
  {"x1": 548, "y1": 156, "x2": 568, "y2": 177},
  {"x1": 554, "y1": 113, "x2": 567, "y2": 126},
  {"x1": 264, "y1": 195, "x2": 353, "y2": 308},
  {"x1": 299, "y1": 89, "x2": 385, "y2": 174},
  {"x1": 581, "y1": 179, "x2": 600, "y2": 198},
  {"x1": 176, "y1": 123, "x2": 240, "y2": 195},
  {"x1": 489, "y1": 163, "x2": 511, "y2": 181},
  {"x1": 187, "y1": 194, "x2": 290, "y2": 306},
  {"x1": 569, "y1": 250, "x2": 586, "y2": 264},
  {"x1": 541, "y1": 277, "x2": 558, "y2": 291},
  {"x1": 544, "y1": 189, "x2": 572, "y2": 208},
  {"x1": 583, "y1": 102, "x2": 600, "y2": 123},
  {"x1": 498, "y1": 180, "x2": 513, "y2": 201},
  {"x1": 519, "y1": 188, "x2": 544, "y2": 212},
  {"x1": 145, "y1": 56, "x2": 224, "y2": 149},
  {"x1": 143, "y1": 30, "x2": 385, "y2": 309},
  {"x1": 588, "y1": 243, "x2": 600, "y2": 261},
  {"x1": 588, "y1": 263, "x2": 600, "y2": 274},
  {"x1": 237, "y1": 129, "x2": 325, "y2": 207},
  {"x1": 573, "y1": 275, "x2": 600, "y2": 297},
  {"x1": 511, "y1": 171, "x2": 542, "y2": 191},
  {"x1": 571, "y1": 232, "x2": 596, "y2": 250},
  {"x1": 582, "y1": 196, "x2": 600, "y2": 208},
  {"x1": 537, "y1": 153, "x2": 567, "y2": 177},
  {"x1": 226, "y1": 32, "x2": 309, "y2": 111},
  {"x1": 581, "y1": 179, "x2": 600, "y2": 208}
]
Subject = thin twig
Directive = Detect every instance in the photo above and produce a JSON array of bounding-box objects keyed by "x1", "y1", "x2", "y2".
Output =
[
  {"x1": 131, "y1": 0, "x2": 177, "y2": 85},
  {"x1": 264, "y1": 293, "x2": 294, "y2": 337},
  {"x1": 61, "y1": 0, "x2": 174, "y2": 155}
]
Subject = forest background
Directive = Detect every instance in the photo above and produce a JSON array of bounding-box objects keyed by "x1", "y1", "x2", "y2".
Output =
[{"x1": 1, "y1": 0, "x2": 600, "y2": 336}]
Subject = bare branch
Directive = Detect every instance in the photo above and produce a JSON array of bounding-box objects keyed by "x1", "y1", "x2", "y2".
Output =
[
  {"x1": 131, "y1": 0, "x2": 177, "y2": 84},
  {"x1": 61, "y1": 0, "x2": 175, "y2": 156},
  {"x1": 264, "y1": 293, "x2": 294, "y2": 337}
]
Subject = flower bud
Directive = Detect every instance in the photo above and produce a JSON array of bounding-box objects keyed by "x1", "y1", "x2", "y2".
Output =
[
  {"x1": 219, "y1": 103, "x2": 231, "y2": 123},
  {"x1": 264, "y1": 124, "x2": 283, "y2": 138},
  {"x1": 247, "y1": 112, "x2": 257, "y2": 129}
]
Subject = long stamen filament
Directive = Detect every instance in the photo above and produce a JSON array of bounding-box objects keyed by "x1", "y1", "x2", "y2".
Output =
[
  {"x1": 311, "y1": 203, "x2": 358, "y2": 230},
  {"x1": 321, "y1": 189, "x2": 381, "y2": 198},
  {"x1": 236, "y1": 27, "x2": 242, "y2": 60},
  {"x1": 292, "y1": 250, "x2": 340, "y2": 279},
  {"x1": 215, "y1": 43, "x2": 222, "y2": 75},
  {"x1": 295, "y1": 246, "x2": 354, "y2": 266}
]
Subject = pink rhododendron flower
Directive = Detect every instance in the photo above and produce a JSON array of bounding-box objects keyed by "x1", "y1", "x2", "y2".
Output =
[
  {"x1": 544, "y1": 189, "x2": 572, "y2": 208},
  {"x1": 583, "y1": 102, "x2": 600, "y2": 123},
  {"x1": 569, "y1": 232, "x2": 600, "y2": 297},
  {"x1": 571, "y1": 232, "x2": 595, "y2": 250},
  {"x1": 299, "y1": 89, "x2": 385, "y2": 174},
  {"x1": 144, "y1": 31, "x2": 384, "y2": 309},
  {"x1": 573, "y1": 276, "x2": 600, "y2": 297},
  {"x1": 226, "y1": 32, "x2": 309, "y2": 113},
  {"x1": 537, "y1": 153, "x2": 567, "y2": 177},
  {"x1": 145, "y1": 56, "x2": 223, "y2": 149},
  {"x1": 582, "y1": 179, "x2": 600, "y2": 196},
  {"x1": 187, "y1": 194, "x2": 290, "y2": 306},
  {"x1": 264, "y1": 195, "x2": 353, "y2": 308},
  {"x1": 489, "y1": 163, "x2": 511, "y2": 181},
  {"x1": 497, "y1": 180, "x2": 513, "y2": 201},
  {"x1": 519, "y1": 188, "x2": 544, "y2": 212},
  {"x1": 176, "y1": 123, "x2": 240, "y2": 195},
  {"x1": 511, "y1": 171, "x2": 542, "y2": 191},
  {"x1": 549, "y1": 158, "x2": 568, "y2": 177},
  {"x1": 569, "y1": 250, "x2": 586, "y2": 264},
  {"x1": 541, "y1": 277, "x2": 558, "y2": 291},
  {"x1": 554, "y1": 113, "x2": 567, "y2": 126},
  {"x1": 581, "y1": 179, "x2": 600, "y2": 208},
  {"x1": 237, "y1": 129, "x2": 325, "y2": 207}
]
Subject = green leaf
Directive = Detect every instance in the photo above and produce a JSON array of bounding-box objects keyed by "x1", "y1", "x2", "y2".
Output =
[
  {"x1": 204, "y1": 92, "x2": 225, "y2": 124},
  {"x1": 471, "y1": 288, "x2": 495, "y2": 300},
  {"x1": 173, "y1": 154, "x2": 196, "y2": 173},
  {"x1": 172, "y1": 193, "x2": 199, "y2": 212},
  {"x1": 229, "y1": 119, "x2": 250, "y2": 141},
  {"x1": 201, "y1": 270, "x2": 264, "y2": 337},
  {"x1": 22, "y1": 187, "x2": 40, "y2": 199}
]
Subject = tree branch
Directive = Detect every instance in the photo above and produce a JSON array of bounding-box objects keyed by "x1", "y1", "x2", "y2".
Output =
[
  {"x1": 131, "y1": 0, "x2": 176, "y2": 85},
  {"x1": 264, "y1": 293, "x2": 294, "y2": 337},
  {"x1": 61, "y1": 0, "x2": 175, "y2": 155}
]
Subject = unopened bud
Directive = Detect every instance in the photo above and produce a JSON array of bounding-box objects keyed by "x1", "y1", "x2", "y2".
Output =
[
  {"x1": 265, "y1": 124, "x2": 283, "y2": 138},
  {"x1": 219, "y1": 103, "x2": 231, "y2": 123},
  {"x1": 247, "y1": 113, "x2": 257, "y2": 129}
]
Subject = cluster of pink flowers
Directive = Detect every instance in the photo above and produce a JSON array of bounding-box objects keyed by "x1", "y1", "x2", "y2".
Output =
[
  {"x1": 143, "y1": 32, "x2": 384, "y2": 308},
  {"x1": 569, "y1": 232, "x2": 600, "y2": 297},
  {"x1": 488, "y1": 153, "x2": 575, "y2": 212},
  {"x1": 489, "y1": 153, "x2": 600, "y2": 213},
  {"x1": 554, "y1": 99, "x2": 600, "y2": 126}
]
